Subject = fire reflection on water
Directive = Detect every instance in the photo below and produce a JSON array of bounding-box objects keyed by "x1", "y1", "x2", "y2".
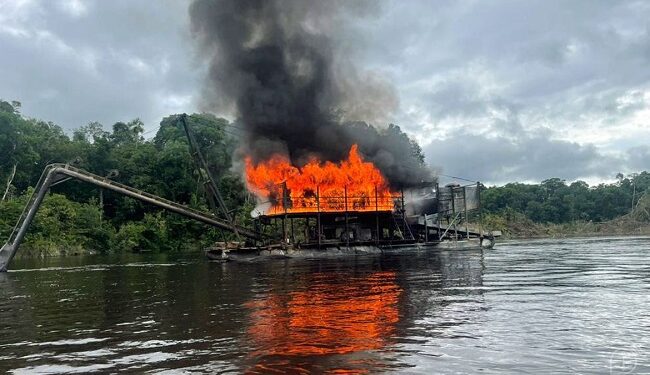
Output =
[{"x1": 244, "y1": 271, "x2": 402, "y2": 373}]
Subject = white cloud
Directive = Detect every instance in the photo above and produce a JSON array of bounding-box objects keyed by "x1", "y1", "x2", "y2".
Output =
[{"x1": 58, "y1": 0, "x2": 88, "y2": 18}]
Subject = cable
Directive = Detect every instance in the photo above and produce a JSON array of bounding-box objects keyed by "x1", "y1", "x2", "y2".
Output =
[
  {"x1": 438, "y1": 174, "x2": 478, "y2": 183},
  {"x1": 224, "y1": 122, "x2": 247, "y2": 131},
  {"x1": 142, "y1": 120, "x2": 246, "y2": 138},
  {"x1": 140, "y1": 126, "x2": 160, "y2": 139},
  {"x1": 221, "y1": 128, "x2": 245, "y2": 138}
]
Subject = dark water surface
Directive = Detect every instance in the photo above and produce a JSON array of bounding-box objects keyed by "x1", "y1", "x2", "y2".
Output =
[{"x1": 1, "y1": 236, "x2": 649, "y2": 374}]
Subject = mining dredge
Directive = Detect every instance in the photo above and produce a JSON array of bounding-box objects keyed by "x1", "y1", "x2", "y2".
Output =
[{"x1": 0, "y1": 116, "x2": 497, "y2": 271}]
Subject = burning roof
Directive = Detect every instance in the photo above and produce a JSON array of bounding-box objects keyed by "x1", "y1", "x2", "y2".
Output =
[{"x1": 246, "y1": 144, "x2": 400, "y2": 215}]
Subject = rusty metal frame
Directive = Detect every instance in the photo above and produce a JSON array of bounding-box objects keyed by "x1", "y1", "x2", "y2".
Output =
[{"x1": 0, "y1": 163, "x2": 262, "y2": 271}]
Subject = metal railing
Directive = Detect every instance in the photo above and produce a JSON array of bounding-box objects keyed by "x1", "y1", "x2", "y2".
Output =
[{"x1": 265, "y1": 191, "x2": 402, "y2": 215}]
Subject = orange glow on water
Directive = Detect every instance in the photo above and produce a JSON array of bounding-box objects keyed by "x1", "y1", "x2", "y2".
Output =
[{"x1": 245, "y1": 271, "x2": 401, "y2": 373}]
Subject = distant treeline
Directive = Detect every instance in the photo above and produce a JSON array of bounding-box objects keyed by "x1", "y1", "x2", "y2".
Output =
[
  {"x1": 1, "y1": 99, "x2": 648, "y2": 255},
  {"x1": 481, "y1": 173, "x2": 649, "y2": 224}
]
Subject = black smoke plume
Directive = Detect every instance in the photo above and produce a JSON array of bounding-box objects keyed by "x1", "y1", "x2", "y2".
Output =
[{"x1": 189, "y1": 0, "x2": 433, "y2": 187}]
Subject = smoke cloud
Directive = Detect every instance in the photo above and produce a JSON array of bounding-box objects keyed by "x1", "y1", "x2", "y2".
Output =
[{"x1": 189, "y1": 0, "x2": 432, "y2": 187}]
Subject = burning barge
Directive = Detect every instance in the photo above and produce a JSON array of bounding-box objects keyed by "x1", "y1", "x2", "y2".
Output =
[
  {"x1": 207, "y1": 145, "x2": 498, "y2": 261},
  {"x1": 207, "y1": 178, "x2": 497, "y2": 261}
]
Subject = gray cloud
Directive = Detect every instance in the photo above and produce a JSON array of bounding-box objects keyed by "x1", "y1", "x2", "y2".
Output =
[
  {"x1": 424, "y1": 133, "x2": 625, "y2": 185},
  {"x1": 361, "y1": 0, "x2": 650, "y2": 182},
  {"x1": 626, "y1": 146, "x2": 650, "y2": 172},
  {"x1": 1, "y1": 0, "x2": 648, "y2": 183},
  {"x1": 0, "y1": 0, "x2": 198, "y2": 132}
]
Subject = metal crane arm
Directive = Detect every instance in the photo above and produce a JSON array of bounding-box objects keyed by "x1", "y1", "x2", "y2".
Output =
[{"x1": 0, "y1": 163, "x2": 262, "y2": 271}]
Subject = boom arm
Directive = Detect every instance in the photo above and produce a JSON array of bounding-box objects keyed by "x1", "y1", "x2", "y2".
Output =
[
  {"x1": 180, "y1": 114, "x2": 242, "y2": 240},
  {"x1": 0, "y1": 163, "x2": 263, "y2": 271}
]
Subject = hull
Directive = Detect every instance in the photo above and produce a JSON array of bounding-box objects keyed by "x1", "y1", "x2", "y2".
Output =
[{"x1": 206, "y1": 238, "x2": 491, "y2": 262}]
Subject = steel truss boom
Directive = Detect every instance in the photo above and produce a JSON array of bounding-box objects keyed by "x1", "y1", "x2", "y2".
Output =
[{"x1": 0, "y1": 163, "x2": 262, "y2": 271}]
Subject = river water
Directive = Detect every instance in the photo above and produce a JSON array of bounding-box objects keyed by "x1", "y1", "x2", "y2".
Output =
[{"x1": 1, "y1": 236, "x2": 649, "y2": 374}]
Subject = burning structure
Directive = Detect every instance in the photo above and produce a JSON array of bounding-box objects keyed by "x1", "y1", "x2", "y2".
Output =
[
  {"x1": 229, "y1": 146, "x2": 490, "y2": 258},
  {"x1": 189, "y1": 0, "x2": 495, "y2": 258},
  {"x1": 245, "y1": 145, "x2": 396, "y2": 215}
]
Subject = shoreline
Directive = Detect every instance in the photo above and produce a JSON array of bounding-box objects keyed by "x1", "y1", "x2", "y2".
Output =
[
  {"x1": 480, "y1": 213, "x2": 650, "y2": 240},
  {"x1": 500, "y1": 227, "x2": 650, "y2": 240},
  {"x1": 503, "y1": 231, "x2": 650, "y2": 240},
  {"x1": 11, "y1": 231, "x2": 650, "y2": 260}
]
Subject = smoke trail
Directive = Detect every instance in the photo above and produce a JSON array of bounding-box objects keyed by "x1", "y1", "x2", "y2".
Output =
[{"x1": 189, "y1": 0, "x2": 432, "y2": 187}]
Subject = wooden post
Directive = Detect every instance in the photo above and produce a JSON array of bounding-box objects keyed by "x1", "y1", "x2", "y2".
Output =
[
  {"x1": 424, "y1": 213, "x2": 428, "y2": 243},
  {"x1": 99, "y1": 189, "x2": 103, "y2": 223},
  {"x1": 451, "y1": 186, "x2": 456, "y2": 240},
  {"x1": 477, "y1": 182, "x2": 483, "y2": 241},
  {"x1": 375, "y1": 185, "x2": 380, "y2": 242},
  {"x1": 317, "y1": 186, "x2": 321, "y2": 249},
  {"x1": 283, "y1": 182, "x2": 288, "y2": 243},
  {"x1": 437, "y1": 183, "x2": 442, "y2": 240},
  {"x1": 464, "y1": 186, "x2": 469, "y2": 239},
  {"x1": 344, "y1": 185, "x2": 349, "y2": 247}
]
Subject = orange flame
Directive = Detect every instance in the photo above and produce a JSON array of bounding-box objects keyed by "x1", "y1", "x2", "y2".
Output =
[{"x1": 245, "y1": 145, "x2": 399, "y2": 215}]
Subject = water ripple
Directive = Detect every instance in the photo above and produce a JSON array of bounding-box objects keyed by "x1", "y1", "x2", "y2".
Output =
[{"x1": 1, "y1": 236, "x2": 649, "y2": 373}]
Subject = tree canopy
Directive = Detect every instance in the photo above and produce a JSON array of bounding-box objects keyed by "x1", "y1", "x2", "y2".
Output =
[
  {"x1": 0, "y1": 100, "x2": 249, "y2": 255},
  {"x1": 481, "y1": 173, "x2": 650, "y2": 223}
]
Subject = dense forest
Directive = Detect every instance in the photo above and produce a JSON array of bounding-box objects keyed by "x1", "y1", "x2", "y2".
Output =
[
  {"x1": 479, "y1": 173, "x2": 650, "y2": 237},
  {"x1": 1, "y1": 99, "x2": 648, "y2": 256},
  {"x1": 0, "y1": 100, "x2": 250, "y2": 256},
  {"x1": 481, "y1": 174, "x2": 650, "y2": 223}
]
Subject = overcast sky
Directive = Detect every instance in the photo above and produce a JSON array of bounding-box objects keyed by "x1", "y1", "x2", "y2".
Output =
[{"x1": 1, "y1": 0, "x2": 649, "y2": 185}]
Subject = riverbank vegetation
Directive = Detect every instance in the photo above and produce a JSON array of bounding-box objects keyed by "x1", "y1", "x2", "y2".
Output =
[
  {"x1": 1, "y1": 99, "x2": 648, "y2": 255},
  {"x1": 1, "y1": 100, "x2": 252, "y2": 257},
  {"x1": 480, "y1": 172, "x2": 650, "y2": 238}
]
